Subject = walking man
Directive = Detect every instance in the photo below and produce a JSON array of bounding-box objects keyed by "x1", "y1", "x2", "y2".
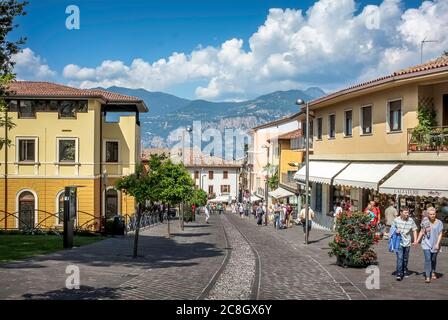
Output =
[
  {"x1": 204, "y1": 204, "x2": 210, "y2": 224},
  {"x1": 384, "y1": 200, "x2": 398, "y2": 239},
  {"x1": 392, "y1": 207, "x2": 418, "y2": 281},
  {"x1": 300, "y1": 204, "x2": 315, "y2": 244}
]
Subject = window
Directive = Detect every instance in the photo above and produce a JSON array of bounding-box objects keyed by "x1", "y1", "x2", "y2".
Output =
[
  {"x1": 221, "y1": 185, "x2": 230, "y2": 193},
  {"x1": 58, "y1": 139, "x2": 77, "y2": 162},
  {"x1": 194, "y1": 171, "x2": 199, "y2": 179},
  {"x1": 223, "y1": 171, "x2": 228, "y2": 179},
  {"x1": 18, "y1": 100, "x2": 35, "y2": 118},
  {"x1": 315, "y1": 183, "x2": 322, "y2": 212},
  {"x1": 344, "y1": 110, "x2": 353, "y2": 137},
  {"x1": 316, "y1": 118, "x2": 323, "y2": 140},
  {"x1": 105, "y1": 141, "x2": 119, "y2": 163},
  {"x1": 361, "y1": 105, "x2": 373, "y2": 135},
  {"x1": 18, "y1": 139, "x2": 36, "y2": 162},
  {"x1": 18, "y1": 191, "x2": 35, "y2": 229},
  {"x1": 209, "y1": 171, "x2": 214, "y2": 179},
  {"x1": 388, "y1": 100, "x2": 402, "y2": 132},
  {"x1": 329, "y1": 114, "x2": 336, "y2": 138},
  {"x1": 291, "y1": 137, "x2": 300, "y2": 150},
  {"x1": 208, "y1": 185, "x2": 214, "y2": 194},
  {"x1": 59, "y1": 101, "x2": 77, "y2": 118}
]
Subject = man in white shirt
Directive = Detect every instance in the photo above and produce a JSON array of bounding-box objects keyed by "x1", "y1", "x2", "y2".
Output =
[{"x1": 299, "y1": 204, "x2": 315, "y2": 244}]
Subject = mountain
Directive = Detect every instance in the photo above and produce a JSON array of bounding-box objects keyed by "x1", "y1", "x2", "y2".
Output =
[
  {"x1": 97, "y1": 86, "x2": 191, "y2": 116},
  {"x1": 102, "y1": 86, "x2": 326, "y2": 148}
]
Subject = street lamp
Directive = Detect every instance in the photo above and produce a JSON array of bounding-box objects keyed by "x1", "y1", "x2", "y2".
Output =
[
  {"x1": 296, "y1": 98, "x2": 310, "y2": 245},
  {"x1": 262, "y1": 144, "x2": 270, "y2": 226}
]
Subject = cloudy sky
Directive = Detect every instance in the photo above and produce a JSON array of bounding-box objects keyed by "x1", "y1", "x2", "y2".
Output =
[{"x1": 10, "y1": 0, "x2": 448, "y2": 101}]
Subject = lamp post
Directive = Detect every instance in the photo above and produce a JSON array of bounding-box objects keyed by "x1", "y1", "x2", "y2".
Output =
[
  {"x1": 262, "y1": 144, "x2": 270, "y2": 226},
  {"x1": 296, "y1": 99, "x2": 310, "y2": 245}
]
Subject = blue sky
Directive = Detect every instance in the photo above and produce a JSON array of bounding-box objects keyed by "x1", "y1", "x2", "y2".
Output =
[{"x1": 10, "y1": 0, "x2": 447, "y2": 100}]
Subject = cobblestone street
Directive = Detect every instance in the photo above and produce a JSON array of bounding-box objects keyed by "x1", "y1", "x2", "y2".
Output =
[{"x1": 0, "y1": 212, "x2": 447, "y2": 300}]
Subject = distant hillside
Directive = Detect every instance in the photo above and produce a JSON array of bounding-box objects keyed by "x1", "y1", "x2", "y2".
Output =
[{"x1": 102, "y1": 86, "x2": 326, "y2": 148}]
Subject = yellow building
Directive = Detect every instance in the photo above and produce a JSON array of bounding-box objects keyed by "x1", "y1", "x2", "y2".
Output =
[
  {"x1": 294, "y1": 56, "x2": 448, "y2": 233},
  {"x1": 0, "y1": 81, "x2": 148, "y2": 231}
]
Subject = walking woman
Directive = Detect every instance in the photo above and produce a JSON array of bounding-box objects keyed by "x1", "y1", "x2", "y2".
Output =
[{"x1": 416, "y1": 207, "x2": 443, "y2": 283}]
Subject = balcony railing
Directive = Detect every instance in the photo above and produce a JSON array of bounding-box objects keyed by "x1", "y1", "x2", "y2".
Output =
[
  {"x1": 407, "y1": 126, "x2": 448, "y2": 153},
  {"x1": 281, "y1": 173, "x2": 297, "y2": 188},
  {"x1": 291, "y1": 137, "x2": 313, "y2": 150}
]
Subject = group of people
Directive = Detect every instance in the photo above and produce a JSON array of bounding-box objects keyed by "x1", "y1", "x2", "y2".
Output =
[{"x1": 389, "y1": 206, "x2": 444, "y2": 283}]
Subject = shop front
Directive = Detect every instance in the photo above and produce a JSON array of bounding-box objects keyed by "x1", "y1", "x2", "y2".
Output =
[
  {"x1": 294, "y1": 161, "x2": 350, "y2": 229},
  {"x1": 379, "y1": 164, "x2": 448, "y2": 244}
]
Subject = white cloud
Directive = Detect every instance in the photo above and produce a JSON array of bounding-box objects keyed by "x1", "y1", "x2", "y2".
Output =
[
  {"x1": 12, "y1": 48, "x2": 56, "y2": 80},
  {"x1": 18, "y1": 0, "x2": 448, "y2": 100}
]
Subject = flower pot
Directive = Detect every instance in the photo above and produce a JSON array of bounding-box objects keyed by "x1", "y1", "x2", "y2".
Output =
[
  {"x1": 409, "y1": 144, "x2": 417, "y2": 151},
  {"x1": 336, "y1": 256, "x2": 369, "y2": 268}
]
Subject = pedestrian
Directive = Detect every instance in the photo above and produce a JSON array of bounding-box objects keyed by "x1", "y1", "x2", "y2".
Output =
[
  {"x1": 286, "y1": 204, "x2": 293, "y2": 228},
  {"x1": 369, "y1": 200, "x2": 381, "y2": 226},
  {"x1": 299, "y1": 204, "x2": 315, "y2": 244},
  {"x1": 364, "y1": 203, "x2": 376, "y2": 224},
  {"x1": 392, "y1": 207, "x2": 418, "y2": 281},
  {"x1": 256, "y1": 203, "x2": 264, "y2": 225},
  {"x1": 416, "y1": 207, "x2": 443, "y2": 283},
  {"x1": 384, "y1": 200, "x2": 399, "y2": 239},
  {"x1": 333, "y1": 202, "x2": 343, "y2": 231},
  {"x1": 273, "y1": 202, "x2": 281, "y2": 230},
  {"x1": 239, "y1": 203, "x2": 244, "y2": 218},
  {"x1": 204, "y1": 204, "x2": 210, "y2": 224}
]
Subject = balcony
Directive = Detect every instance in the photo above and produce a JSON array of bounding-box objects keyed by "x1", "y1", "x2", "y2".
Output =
[
  {"x1": 291, "y1": 136, "x2": 313, "y2": 151},
  {"x1": 281, "y1": 172, "x2": 297, "y2": 189},
  {"x1": 407, "y1": 126, "x2": 448, "y2": 153}
]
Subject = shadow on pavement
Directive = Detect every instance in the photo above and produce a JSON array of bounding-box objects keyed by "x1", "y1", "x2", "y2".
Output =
[{"x1": 22, "y1": 285, "x2": 133, "y2": 300}]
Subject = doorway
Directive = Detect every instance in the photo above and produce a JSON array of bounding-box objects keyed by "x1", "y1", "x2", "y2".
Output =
[{"x1": 18, "y1": 191, "x2": 35, "y2": 229}]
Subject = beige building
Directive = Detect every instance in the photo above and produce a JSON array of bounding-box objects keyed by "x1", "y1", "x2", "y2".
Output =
[
  {"x1": 294, "y1": 56, "x2": 448, "y2": 234},
  {"x1": 0, "y1": 81, "x2": 148, "y2": 231}
]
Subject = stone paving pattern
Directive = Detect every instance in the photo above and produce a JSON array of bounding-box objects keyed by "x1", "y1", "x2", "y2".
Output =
[
  {"x1": 1, "y1": 211, "x2": 447, "y2": 300},
  {"x1": 0, "y1": 217, "x2": 226, "y2": 300}
]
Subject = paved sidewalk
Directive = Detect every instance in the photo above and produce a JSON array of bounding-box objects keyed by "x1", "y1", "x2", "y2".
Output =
[
  {"x1": 0, "y1": 215, "x2": 226, "y2": 300},
  {"x1": 235, "y1": 213, "x2": 448, "y2": 300}
]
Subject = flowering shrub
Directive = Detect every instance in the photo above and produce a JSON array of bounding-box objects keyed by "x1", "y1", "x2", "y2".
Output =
[{"x1": 329, "y1": 211, "x2": 378, "y2": 267}]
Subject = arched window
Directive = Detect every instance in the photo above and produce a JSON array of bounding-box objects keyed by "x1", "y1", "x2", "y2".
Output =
[
  {"x1": 105, "y1": 189, "x2": 118, "y2": 219},
  {"x1": 18, "y1": 191, "x2": 36, "y2": 229}
]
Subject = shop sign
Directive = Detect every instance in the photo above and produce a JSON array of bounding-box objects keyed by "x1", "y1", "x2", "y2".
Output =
[{"x1": 393, "y1": 189, "x2": 420, "y2": 196}]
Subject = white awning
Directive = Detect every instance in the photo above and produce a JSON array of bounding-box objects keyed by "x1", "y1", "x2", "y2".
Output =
[
  {"x1": 250, "y1": 194, "x2": 263, "y2": 202},
  {"x1": 334, "y1": 163, "x2": 400, "y2": 189},
  {"x1": 269, "y1": 187, "x2": 295, "y2": 199},
  {"x1": 379, "y1": 165, "x2": 448, "y2": 198},
  {"x1": 294, "y1": 161, "x2": 349, "y2": 184},
  {"x1": 209, "y1": 195, "x2": 235, "y2": 203}
]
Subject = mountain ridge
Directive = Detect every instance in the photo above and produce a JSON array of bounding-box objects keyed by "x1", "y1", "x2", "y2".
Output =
[{"x1": 99, "y1": 86, "x2": 326, "y2": 148}]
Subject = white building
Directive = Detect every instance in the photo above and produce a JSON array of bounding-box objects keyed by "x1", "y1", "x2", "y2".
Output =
[{"x1": 186, "y1": 164, "x2": 241, "y2": 202}]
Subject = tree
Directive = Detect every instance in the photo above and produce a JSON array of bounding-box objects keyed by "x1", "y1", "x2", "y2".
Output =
[
  {"x1": 1, "y1": 0, "x2": 27, "y2": 150},
  {"x1": 152, "y1": 159, "x2": 194, "y2": 234},
  {"x1": 116, "y1": 164, "x2": 150, "y2": 258},
  {"x1": 186, "y1": 189, "x2": 207, "y2": 222}
]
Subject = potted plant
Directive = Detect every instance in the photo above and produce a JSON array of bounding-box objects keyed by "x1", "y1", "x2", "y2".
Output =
[{"x1": 329, "y1": 211, "x2": 379, "y2": 268}]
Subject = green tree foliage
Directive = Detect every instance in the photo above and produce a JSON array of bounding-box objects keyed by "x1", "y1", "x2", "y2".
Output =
[
  {"x1": 329, "y1": 211, "x2": 379, "y2": 267},
  {"x1": 189, "y1": 189, "x2": 208, "y2": 207},
  {"x1": 1, "y1": 0, "x2": 27, "y2": 150}
]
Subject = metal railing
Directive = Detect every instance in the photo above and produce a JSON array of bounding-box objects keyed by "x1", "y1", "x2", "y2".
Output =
[
  {"x1": 407, "y1": 126, "x2": 448, "y2": 154},
  {"x1": 281, "y1": 173, "x2": 297, "y2": 188}
]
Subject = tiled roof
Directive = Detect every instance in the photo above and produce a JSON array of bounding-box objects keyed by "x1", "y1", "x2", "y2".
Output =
[
  {"x1": 6, "y1": 81, "x2": 148, "y2": 111},
  {"x1": 310, "y1": 56, "x2": 448, "y2": 107},
  {"x1": 278, "y1": 129, "x2": 302, "y2": 140}
]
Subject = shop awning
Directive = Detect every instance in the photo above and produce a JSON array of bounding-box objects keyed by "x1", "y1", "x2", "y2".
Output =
[
  {"x1": 379, "y1": 165, "x2": 448, "y2": 198},
  {"x1": 269, "y1": 187, "x2": 295, "y2": 199},
  {"x1": 294, "y1": 161, "x2": 349, "y2": 184},
  {"x1": 209, "y1": 195, "x2": 235, "y2": 203},
  {"x1": 250, "y1": 194, "x2": 263, "y2": 202},
  {"x1": 334, "y1": 163, "x2": 400, "y2": 190}
]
